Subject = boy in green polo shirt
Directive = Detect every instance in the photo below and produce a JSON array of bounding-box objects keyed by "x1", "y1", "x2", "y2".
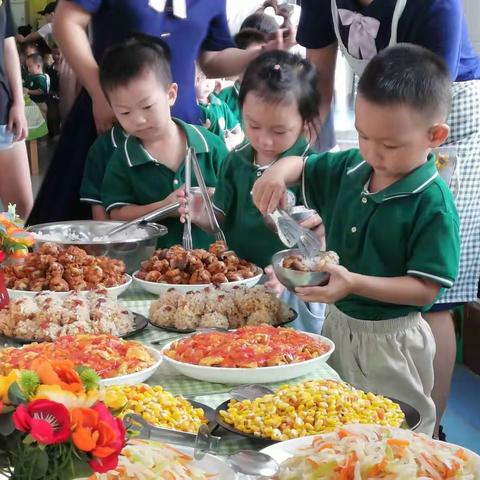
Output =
[
  {"x1": 23, "y1": 53, "x2": 50, "y2": 117},
  {"x1": 99, "y1": 35, "x2": 227, "y2": 248},
  {"x1": 195, "y1": 68, "x2": 243, "y2": 150},
  {"x1": 252, "y1": 45, "x2": 460, "y2": 437},
  {"x1": 80, "y1": 124, "x2": 126, "y2": 220}
]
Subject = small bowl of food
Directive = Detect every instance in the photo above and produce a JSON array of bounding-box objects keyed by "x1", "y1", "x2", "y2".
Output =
[{"x1": 272, "y1": 248, "x2": 339, "y2": 291}]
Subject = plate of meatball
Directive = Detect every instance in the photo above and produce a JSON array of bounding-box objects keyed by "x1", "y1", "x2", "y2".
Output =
[
  {"x1": 132, "y1": 241, "x2": 262, "y2": 295},
  {"x1": 2, "y1": 242, "x2": 131, "y2": 299}
]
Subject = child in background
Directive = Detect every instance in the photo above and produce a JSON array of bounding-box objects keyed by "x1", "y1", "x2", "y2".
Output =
[
  {"x1": 19, "y1": 42, "x2": 40, "y2": 80},
  {"x1": 80, "y1": 124, "x2": 126, "y2": 220},
  {"x1": 45, "y1": 46, "x2": 61, "y2": 138},
  {"x1": 23, "y1": 53, "x2": 50, "y2": 117},
  {"x1": 195, "y1": 68, "x2": 243, "y2": 151},
  {"x1": 252, "y1": 45, "x2": 460, "y2": 436},
  {"x1": 100, "y1": 35, "x2": 228, "y2": 248},
  {"x1": 43, "y1": 52, "x2": 54, "y2": 68}
]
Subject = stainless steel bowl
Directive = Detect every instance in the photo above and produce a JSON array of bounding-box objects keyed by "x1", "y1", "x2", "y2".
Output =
[
  {"x1": 28, "y1": 221, "x2": 167, "y2": 274},
  {"x1": 272, "y1": 248, "x2": 330, "y2": 291}
]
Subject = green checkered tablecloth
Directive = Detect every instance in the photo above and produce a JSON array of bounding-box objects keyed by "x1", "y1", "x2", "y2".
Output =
[{"x1": 120, "y1": 286, "x2": 340, "y2": 454}]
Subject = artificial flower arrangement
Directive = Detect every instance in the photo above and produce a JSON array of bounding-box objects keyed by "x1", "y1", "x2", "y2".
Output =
[
  {"x1": 0, "y1": 204, "x2": 35, "y2": 263},
  {"x1": 0, "y1": 358, "x2": 126, "y2": 480}
]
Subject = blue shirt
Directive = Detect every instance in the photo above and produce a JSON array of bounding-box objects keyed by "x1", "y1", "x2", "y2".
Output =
[
  {"x1": 72, "y1": 0, "x2": 235, "y2": 123},
  {"x1": 297, "y1": 0, "x2": 480, "y2": 82}
]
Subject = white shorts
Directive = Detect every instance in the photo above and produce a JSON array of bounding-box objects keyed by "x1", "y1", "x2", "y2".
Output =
[{"x1": 322, "y1": 305, "x2": 436, "y2": 436}]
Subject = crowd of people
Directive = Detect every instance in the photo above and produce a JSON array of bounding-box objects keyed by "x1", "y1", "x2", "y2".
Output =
[{"x1": 0, "y1": 0, "x2": 479, "y2": 444}]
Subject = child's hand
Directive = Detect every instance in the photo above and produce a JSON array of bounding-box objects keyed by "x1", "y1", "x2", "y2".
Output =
[
  {"x1": 295, "y1": 264, "x2": 354, "y2": 303},
  {"x1": 178, "y1": 187, "x2": 214, "y2": 224},
  {"x1": 203, "y1": 118, "x2": 212, "y2": 130},
  {"x1": 251, "y1": 170, "x2": 288, "y2": 215},
  {"x1": 264, "y1": 265, "x2": 285, "y2": 297},
  {"x1": 299, "y1": 214, "x2": 326, "y2": 250}
]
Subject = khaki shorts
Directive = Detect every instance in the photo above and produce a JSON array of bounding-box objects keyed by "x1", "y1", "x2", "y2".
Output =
[{"x1": 322, "y1": 305, "x2": 436, "y2": 436}]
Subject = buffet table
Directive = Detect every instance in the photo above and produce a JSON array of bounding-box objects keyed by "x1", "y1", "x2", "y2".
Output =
[{"x1": 120, "y1": 285, "x2": 341, "y2": 455}]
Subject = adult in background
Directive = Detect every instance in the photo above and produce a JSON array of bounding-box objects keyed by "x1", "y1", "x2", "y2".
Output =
[
  {"x1": 27, "y1": 0, "x2": 291, "y2": 226},
  {"x1": 0, "y1": 0, "x2": 32, "y2": 218},
  {"x1": 297, "y1": 0, "x2": 480, "y2": 440}
]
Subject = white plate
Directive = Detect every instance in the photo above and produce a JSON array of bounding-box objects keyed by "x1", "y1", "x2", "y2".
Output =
[
  {"x1": 260, "y1": 426, "x2": 480, "y2": 467},
  {"x1": 7, "y1": 274, "x2": 132, "y2": 299},
  {"x1": 132, "y1": 268, "x2": 263, "y2": 295},
  {"x1": 176, "y1": 445, "x2": 235, "y2": 479},
  {"x1": 99, "y1": 346, "x2": 162, "y2": 386},
  {"x1": 161, "y1": 332, "x2": 334, "y2": 384}
]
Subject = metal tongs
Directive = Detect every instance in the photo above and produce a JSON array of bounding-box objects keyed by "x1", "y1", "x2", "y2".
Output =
[
  {"x1": 271, "y1": 208, "x2": 323, "y2": 259},
  {"x1": 105, "y1": 202, "x2": 180, "y2": 237},
  {"x1": 188, "y1": 148, "x2": 226, "y2": 243},
  {"x1": 182, "y1": 148, "x2": 193, "y2": 249},
  {"x1": 123, "y1": 414, "x2": 220, "y2": 460}
]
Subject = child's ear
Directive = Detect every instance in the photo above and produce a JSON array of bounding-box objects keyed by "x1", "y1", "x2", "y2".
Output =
[
  {"x1": 428, "y1": 123, "x2": 449, "y2": 147},
  {"x1": 168, "y1": 83, "x2": 178, "y2": 107}
]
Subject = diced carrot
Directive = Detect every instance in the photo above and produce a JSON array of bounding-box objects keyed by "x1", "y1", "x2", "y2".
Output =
[
  {"x1": 368, "y1": 457, "x2": 388, "y2": 476},
  {"x1": 307, "y1": 458, "x2": 320, "y2": 469},
  {"x1": 387, "y1": 439, "x2": 410, "y2": 447}
]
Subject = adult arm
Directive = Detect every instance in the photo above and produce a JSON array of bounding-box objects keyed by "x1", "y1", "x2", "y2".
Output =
[
  {"x1": 53, "y1": 0, "x2": 114, "y2": 132},
  {"x1": 16, "y1": 31, "x2": 42, "y2": 43},
  {"x1": 306, "y1": 44, "x2": 338, "y2": 135},
  {"x1": 4, "y1": 37, "x2": 27, "y2": 141}
]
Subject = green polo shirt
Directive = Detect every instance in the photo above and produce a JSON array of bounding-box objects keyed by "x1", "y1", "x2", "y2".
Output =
[
  {"x1": 217, "y1": 82, "x2": 241, "y2": 124},
  {"x1": 80, "y1": 124, "x2": 126, "y2": 205},
  {"x1": 102, "y1": 119, "x2": 228, "y2": 249},
  {"x1": 24, "y1": 73, "x2": 49, "y2": 103},
  {"x1": 303, "y1": 149, "x2": 460, "y2": 320},
  {"x1": 213, "y1": 137, "x2": 312, "y2": 268},
  {"x1": 199, "y1": 94, "x2": 239, "y2": 139}
]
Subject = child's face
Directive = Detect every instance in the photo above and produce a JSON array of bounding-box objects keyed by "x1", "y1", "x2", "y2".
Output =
[
  {"x1": 355, "y1": 95, "x2": 448, "y2": 180},
  {"x1": 242, "y1": 91, "x2": 304, "y2": 161},
  {"x1": 26, "y1": 59, "x2": 42, "y2": 75},
  {"x1": 52, "y1": 49, "x2": 61, "y2": 64},
  {"x1": 44, "y1": 54, "x2": 54, "y2": 67},
  {"x1": 108, "y1": 69, "x2": 177, "y2": 142},
  {"x1": 195, "y1": 72, "x2": 215, "y2": 100}
]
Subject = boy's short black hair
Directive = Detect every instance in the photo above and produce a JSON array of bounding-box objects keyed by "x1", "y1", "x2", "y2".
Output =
[
  {"x1": 234, "y1": 28, "x2": 267, "y2": 49},
  {"x1": 99, "y1": 34, "x2": 172, "y2": 96},
  {"x1": 26, "y1": 53, "x2": 43, "y2": 66},
  {"x1": 358, "y1": 44, "x2": 452, "y2": 121}
]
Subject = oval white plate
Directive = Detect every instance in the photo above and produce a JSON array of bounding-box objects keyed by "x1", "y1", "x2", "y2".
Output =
[
  {"x1": 161, "y1": 332, "x2": 334, "y2": 384},
  {"x1": 100, "y1": 346, "x2": 162, "y2": 386},
  {"x1": 132, "y1": 268, "x2": 263, "y2": 295},
  {"x1": 7, "y1": 274, "x2": 132, "y2": 300},
  {"x1": 260, "y1": 426, "x2": 480, "y2": 467}
]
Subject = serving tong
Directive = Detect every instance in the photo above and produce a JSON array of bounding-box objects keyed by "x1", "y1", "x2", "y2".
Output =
[
  {"x1": 270, "y1": 208, "x2": 323, "y2": 259},
  {"x1": 123, "y1": 412, "x2": 279, "y2": 476}
]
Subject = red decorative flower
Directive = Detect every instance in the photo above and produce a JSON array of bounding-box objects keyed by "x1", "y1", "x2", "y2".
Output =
[
  {"x1": 13, "y1": 399, "x2": 71, "y2": 445},
  {"x1": 71, "y1": 402, "x2": 125, "y2": 473},
  {"x1": 0, "y1": 251, "x2": 5, "y2": 263}
]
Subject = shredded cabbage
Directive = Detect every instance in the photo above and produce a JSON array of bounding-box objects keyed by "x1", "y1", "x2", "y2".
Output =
[
  {"x1": 278, "y1": 425, "x2": 480, "y2": 480},
  {"x1": 92, "y1": 440, "x2": 210, "y2": 480}
]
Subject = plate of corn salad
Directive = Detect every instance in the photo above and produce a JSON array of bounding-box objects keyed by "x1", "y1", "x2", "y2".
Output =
[
  {"x1": 89, "y1": 439, "x2": 235, "y2": 479},
  {"x1": 103, "y1": 384, "x2": 216, "y2": 433},
  {"x1": 261, "y1": 424, "x2": 480, "y2": 479},
  {"x1": 216, "y1": 380, "x2": 416, "y2": 442}
]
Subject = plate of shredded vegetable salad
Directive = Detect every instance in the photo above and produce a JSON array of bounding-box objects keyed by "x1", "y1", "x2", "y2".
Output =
[
  {"x1": 88, "y1": 439, "x2": 235, "y2": 480},
  {"x1": 261, "y1": 424, "x2": 480, "y2": 479}
]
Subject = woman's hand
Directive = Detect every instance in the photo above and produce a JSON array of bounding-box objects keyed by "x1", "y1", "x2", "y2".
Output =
[
  {"x1": 91, "y1": 90, "x2": 115, "y2": 133},
  {"x1": 264, "y1": 28, "x2": 297, "y2": 52},
  {"x1": 8, "y1": 102, "x2": 28, "y2": 142}
]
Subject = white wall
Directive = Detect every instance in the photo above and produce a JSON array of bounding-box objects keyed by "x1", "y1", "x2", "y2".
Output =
[
  {"x1": 10, "y1": 1, "x2": 27, "y2": 28},
  {"x1": 463, "y1": 0, "x2": 480, "y2": 53}
]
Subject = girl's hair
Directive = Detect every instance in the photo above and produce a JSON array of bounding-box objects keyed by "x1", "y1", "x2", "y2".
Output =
[
  {"x1": 239, "y1": 13, "x2": 280, "y2": 36},
  {"x1": 239, "y1": 50, "x2": 320, "y2": 127}
]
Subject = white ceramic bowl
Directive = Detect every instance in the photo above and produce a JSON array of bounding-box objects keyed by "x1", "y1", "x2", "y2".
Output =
[
  {"x1": 7, "y1": 274, "x2": 132, "y2": 300},
  {"x1": 99, "y1": 346, "x2": 162, "y2": 386},
  {"x1": 161, "y1": 332, "x2": 334, "y2": 384},
  {"x1": 132, "y1": 268, "x2": 263, "y2": 296},
  {"x1": 260, "y1": 425, "x2": 480, "y2": 468}
]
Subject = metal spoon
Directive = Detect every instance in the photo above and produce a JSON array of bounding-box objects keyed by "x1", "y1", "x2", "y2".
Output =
[
  {"x1": 228, "y1": 450, "x2": 279, "y2": 477},
  {"x1": 187, "y1": 384, "x2": 274, "y2": 401}
]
